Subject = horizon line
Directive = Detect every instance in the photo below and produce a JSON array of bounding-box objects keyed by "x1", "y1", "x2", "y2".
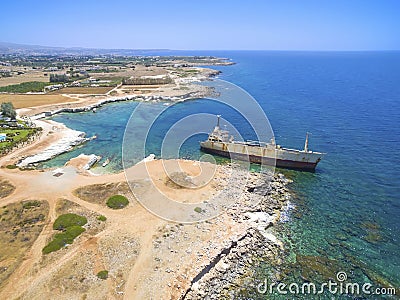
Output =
[{"x1": 1, "y1": 41, "x2": 399, "y2": 52}]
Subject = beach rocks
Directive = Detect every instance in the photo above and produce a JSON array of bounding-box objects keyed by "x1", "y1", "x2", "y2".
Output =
[{"x1": 183, "y1": 172, "x2": 292, "y2": 299}]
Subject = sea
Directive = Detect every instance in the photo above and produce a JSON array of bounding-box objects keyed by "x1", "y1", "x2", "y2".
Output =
[{"x1": 44, "y1": 51, "x2": 400, "y2": 298}]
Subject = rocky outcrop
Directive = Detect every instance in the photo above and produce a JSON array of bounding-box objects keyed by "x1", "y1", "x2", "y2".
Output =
[{"x1": 183, "y1": 173, "x2": 292, "y2": 299}]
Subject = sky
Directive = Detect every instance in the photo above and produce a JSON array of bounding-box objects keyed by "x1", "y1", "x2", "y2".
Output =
[{"x1": 0, "y1": 0, "x2": 399, "y2": 50}]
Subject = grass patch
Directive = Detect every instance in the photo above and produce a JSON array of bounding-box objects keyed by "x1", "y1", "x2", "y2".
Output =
[
  {"x1": 53, "y1": 213, "x2": 87, "y2": 230},
  {"x1": 97, "y1": 215, "x2": 107, "y2": 222},
  {"x1": 0, "y1": 128, "x2": 41, "y2": 153},
  {"x1": 0, "y1": 81, "x2": 52, "y2": 93},
  {"x1": 97, "y1": 270, "x2": 108, "y2": 280},
  {"x1": 106, "y1": 195, "x2": 129, "y2": 209}
]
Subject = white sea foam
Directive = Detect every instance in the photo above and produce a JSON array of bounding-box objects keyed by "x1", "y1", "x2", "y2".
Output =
[{"x1": 280, "y1": 201, "x2": 295, "y2": 223}]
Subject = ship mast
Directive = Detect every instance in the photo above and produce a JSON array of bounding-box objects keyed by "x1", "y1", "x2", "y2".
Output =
[
  {"x1": 216, "y1": 114, "x2": 221, "y2": 129},
  {"x1": 304, "y1": 132, "x2": 310, "y2": 152}
]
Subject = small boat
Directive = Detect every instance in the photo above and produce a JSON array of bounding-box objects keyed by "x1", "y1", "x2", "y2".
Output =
[
  {"x1": 102, "y1": 158, "x2": 110, "y2": 167},
  {"x1": 83, "y1": 155, "x2": 100, "y2": 170}
]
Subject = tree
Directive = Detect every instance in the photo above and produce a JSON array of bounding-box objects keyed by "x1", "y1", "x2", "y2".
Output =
[
  {"x1": 50, "y1": 73, "x2": 69, "y2": 83},
  {"x1": 1, "y1": 102, "x2": 16, "y2": 119}
]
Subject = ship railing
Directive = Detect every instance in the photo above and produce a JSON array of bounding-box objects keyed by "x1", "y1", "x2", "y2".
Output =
[{"x1": 232, "y1": 140, "x2": 272, "y2": 147}]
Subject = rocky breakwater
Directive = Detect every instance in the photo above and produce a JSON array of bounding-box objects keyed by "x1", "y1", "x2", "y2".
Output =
[{"x1": 183, "y1": 172, "x2": 292, "y2": 299}]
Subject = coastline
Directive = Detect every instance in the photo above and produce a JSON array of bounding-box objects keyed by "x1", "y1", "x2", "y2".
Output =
[
  {"x1": 10, "y1": 69, "x2": 218, "y2": 169},
  {"x1": 0, "y1": 65, "x2": 293, "y2": 299}
]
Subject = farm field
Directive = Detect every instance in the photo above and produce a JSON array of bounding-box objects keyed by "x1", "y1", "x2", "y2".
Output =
[
  {"x1": 48, "y1": 86, "x2": 113, "y2": 95},
  {"x1": 0, "y1": 94, "x2": 75, "y2": 109}
]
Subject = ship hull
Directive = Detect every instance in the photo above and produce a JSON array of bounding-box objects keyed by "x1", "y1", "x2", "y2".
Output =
[{"x1": 200, "y1": 143, "x2": 321, "y2": 172}]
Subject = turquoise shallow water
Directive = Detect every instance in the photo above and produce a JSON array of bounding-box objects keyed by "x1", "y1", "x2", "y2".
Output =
[{"x1": 47, "y1": 51, "x2": 400, "y2": 298}]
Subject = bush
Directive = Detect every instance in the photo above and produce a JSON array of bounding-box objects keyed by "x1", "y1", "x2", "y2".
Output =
[
  {"x1": 42, "y1": 226, "x2": 85, "y2": 254},
  {"x1": 106, "y1": 195, "x2": 129, "y2": 209},
  {"x1": 97, "y1": 270, "x2": 108, "y2": 280},
  {"x1": 53, "y1": 213, "x2": 87, "y2": 230},
  {"x1": 194, "y1": 207, "x2": 202, "y2": 213},
  {"x1": 97, "y1": 215, "x2": 107, "y2": 222},
  {"x1": 6, "y1": 164, "x2": 17, "y2": 169}
]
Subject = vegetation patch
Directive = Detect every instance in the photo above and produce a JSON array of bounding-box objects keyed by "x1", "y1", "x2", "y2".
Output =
[
  {"x1": 22, "y1": 200, "x2": 42, "y2": 209},
  {"x1": 43, "y1": 213, "x2": 87, "y2": 254},
  {"x1": 73, "y1": 182, "x2": 130, "y2": 205},
  {"x1": 53, "y1": 213, "x2": 87, "y2": 230},
  {"x1": 194, "y1": 207, "x2": 202, "y2": 213},
  {"x1": 96, "y1": 270, "x2": 109, "y2": 280},
  {"x1": 97, "y1": 215, "x2": 107, "y2": 222},
  {"x1": 0, "y1": 127, "x2": 42, "y2": 156},
  {"x1": 106, "y1": 195, "x2": 129, "y2": 209},
  {"x1": 1, "y1": 102, "x2": 16, "y2": 119},
  {"x1": 0, "y1": 81, "x2": 52, "y2": 93},
  {"x1": 0, "y1": 178, "x2": 15, "y2": 198},
  {"x1": 42, "y1": 226, "x2": 85, "y2": 254},
  {"x1": 0, "y1": 200, "x2": 49, "y2": 287},
  {"x1": 5, "y1": 164, "x2": 17, "y2": 169},
  {"x1": 55, "y1": 199, "x2": 106, "y2": 236}
]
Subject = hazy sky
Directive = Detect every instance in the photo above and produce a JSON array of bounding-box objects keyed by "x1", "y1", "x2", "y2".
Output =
[{"x1": 1, "y1": 0, "x2": 399, "y2": 50}]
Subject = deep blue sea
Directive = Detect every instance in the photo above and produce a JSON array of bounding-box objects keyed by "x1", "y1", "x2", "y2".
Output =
[{"x1": 47, "y1": 51, "x2": 400, "y2": 298}]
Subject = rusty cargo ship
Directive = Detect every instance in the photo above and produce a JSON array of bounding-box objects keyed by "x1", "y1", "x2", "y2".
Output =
[{"x1": 200, "y1": 116, "x2": 325, "y2": 171}]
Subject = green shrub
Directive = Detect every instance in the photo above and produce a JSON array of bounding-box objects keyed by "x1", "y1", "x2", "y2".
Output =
[
  {"x1": 42, "y1": 226, "x2": 85, "y2": 253},
  {"x1": 43, "y1": 213, "x2": 87, "y2": 254},
  {"x1": 97, "y1": 215, "x2": 107, "y2": 221},
  {"x1": 6, "y1": 164, "x2": 17, "y2": 169},
  {"x1": 42, "y1": 226, "x2": 85, "y2": 254},
  {"x1": 97, "y1": 270, "x2": 108, "y2": 280},
  {"x1": 194, "y1": 207, "x2": 202, "y2": 213},
  {"x1": 106, "y1": 195, "x2": 129, "y2": 209},
  {"x1": 53, "y1": 213, "x2": 87, "y2": 230}
]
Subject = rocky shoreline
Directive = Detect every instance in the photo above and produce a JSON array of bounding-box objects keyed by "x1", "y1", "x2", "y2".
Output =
[
  {"x1": 16, "y1": 127, "x2": 88, "y2": 167},
  {"x1": 182, "y1": 173, "x2": 292, "y2": 299},
  {"x1": 31, "y1": 88, "x2": 212, "y2": 120}
]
